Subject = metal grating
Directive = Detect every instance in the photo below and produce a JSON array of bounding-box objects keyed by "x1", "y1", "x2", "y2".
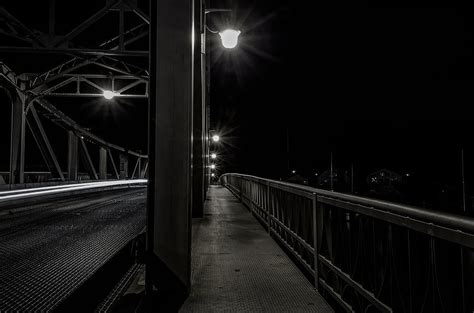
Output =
[
  {"x1": 95, "y1": 263, "x2": 144, "y2": 313},
  {"x1": 0, "y1": 189, "x2": 146, "y2": 312},
  {"x1": 180, "y1": 186, "x2": 333, "y2": 313}
]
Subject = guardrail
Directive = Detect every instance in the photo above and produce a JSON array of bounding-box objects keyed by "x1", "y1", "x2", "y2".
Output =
[
  {"x1": 0, "y1": 179, "x2": 147, "y2": 211},
  {"x1": 220, "y1": 173, "x2": 474, "y2": 313}
]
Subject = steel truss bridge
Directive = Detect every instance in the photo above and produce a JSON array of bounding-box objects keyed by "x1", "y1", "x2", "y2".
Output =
[
  {"x1": 0, "y1": 0, "x2": 149, "y2": 187},
  {"x1": 3, "y1": 1, "x2": 472, "y2": 313}
]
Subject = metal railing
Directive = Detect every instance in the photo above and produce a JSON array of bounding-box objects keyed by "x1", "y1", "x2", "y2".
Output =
[{"x1": 220, "y1": 173, "x2": 474, "y2": 313}]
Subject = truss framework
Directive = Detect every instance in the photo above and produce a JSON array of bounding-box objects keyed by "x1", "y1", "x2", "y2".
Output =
[{"x1": 0, "y1": 0, "x2": 150, "y2": 184}]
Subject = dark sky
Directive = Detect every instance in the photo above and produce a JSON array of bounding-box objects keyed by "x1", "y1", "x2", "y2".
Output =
[
  {"x1": 210, "y1": 0, "x2": 474, "y2": 186},
  {"x1": 2, "y1": 0, "x2": 474, "y2": 209}
]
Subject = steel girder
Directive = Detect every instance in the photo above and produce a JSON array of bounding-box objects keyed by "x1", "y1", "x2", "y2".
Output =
[{"x1": 0, "y1": 0, "x2": 149, "y2": 57}]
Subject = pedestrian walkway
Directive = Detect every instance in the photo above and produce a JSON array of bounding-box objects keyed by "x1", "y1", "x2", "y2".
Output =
[{"x1": 180, "y1": 185, "x2": 333, "y2": 312}]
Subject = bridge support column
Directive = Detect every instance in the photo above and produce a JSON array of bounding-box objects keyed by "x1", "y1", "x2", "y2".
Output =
[
  {"x1": 67, "y1": 131, "x2": 78, "y2": 181},
  {"x1": 147, "y1": 0, "x2": 194, "y2": 308},
  {"x1": 192, "y1": 0, "x2": 205, "y2": 218},
  {"x1": 9, "y1": 89, "x2": 25, "y2": 185},
  {"x1": 119, "y1": 154, "x2": 128, "y2": 179},
  {"x1": 99, "y1": 147, "x2": 107, "y2": 180}
]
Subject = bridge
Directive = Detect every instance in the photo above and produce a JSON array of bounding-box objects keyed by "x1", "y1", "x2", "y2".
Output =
[{"x1": 1, "y1": 1, "x2": 474, "y2": 312}]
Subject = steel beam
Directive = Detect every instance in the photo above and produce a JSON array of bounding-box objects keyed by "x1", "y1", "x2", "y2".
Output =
[
  {"x1": 79, "y1": 138, "x2": 98, "y2": 180},
  {"x1": 131, "y1": 158, "x2": 141, "y2": 179},
  {"x1": 26, "y1": 104, "x2": 65, "y2": 181},
  {"x1": 67, "y1": 131, "x2": 78, "y2": 181},
  {"x1": 0, "y1": 47, "x2": 148, "y2": 57},
  {"x1": 51, "y1": 2, "x2": 118, "y2": 48},
  {"x1": 108, "y1": 149, "x2": 120, "y2": 179},
  {"x1": 147, "y1": 0, "x2": 194, "y2": 304},
  {"x1": 33, "y1": 97, "x2": 147, "y2": 158}
]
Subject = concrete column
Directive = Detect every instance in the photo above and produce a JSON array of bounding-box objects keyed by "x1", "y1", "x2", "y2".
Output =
[
  {"x1": 147, "y1": 0, "x2": 194, "y2": 306},
  {"x1": 67, "y1": 131, "x2": 78, "y2": 181},
  {"x1": 99, "y1": 147, "x2": 107, "y2": 180},
  {"x1": 192, "y1": 0, "x2": 205, "y2": 218},
  {"x1": 9, "y1": 89, "x2": 25, "y2": 184},
  {"x1": 119, "y1": 154, "x2": 128, "y2": 179}
]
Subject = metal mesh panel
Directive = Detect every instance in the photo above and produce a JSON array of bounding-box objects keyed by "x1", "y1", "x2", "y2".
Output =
[{"x1": 0, "y1": 189, "x2": 146, "y2": 312}]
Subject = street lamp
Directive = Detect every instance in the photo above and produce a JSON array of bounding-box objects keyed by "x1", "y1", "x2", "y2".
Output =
[
  {"x1": 212, "y1": 135, "x2": 220, "y2": 142},
  {"x1": 211, "y1": 153, "x2": 217, "y2": 159},
  {"x1": 103, "y1": 90, "x2": 117, "y2": 100},
  {"x1": 219, "y1": 29, "x2": 241, "y2": 49}
]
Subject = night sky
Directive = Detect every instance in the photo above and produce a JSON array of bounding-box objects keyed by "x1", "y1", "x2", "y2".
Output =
[
  {"x1": 2, "y1": 0, "x2": 474, "y2": 212},
  {"x1": 206, "y1": 0, "x2": 474, "y2": 212}
]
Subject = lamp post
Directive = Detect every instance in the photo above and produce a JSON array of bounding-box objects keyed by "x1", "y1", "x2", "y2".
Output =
[{"x1": 192, "y1": 4, "x2": 240, "y2": 218}]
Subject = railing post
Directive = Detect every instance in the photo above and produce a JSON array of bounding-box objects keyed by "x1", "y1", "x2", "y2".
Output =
[
  {"x1": 312, "y1": 192, "x2": 319, "y2": 290},
  {"x1": 267, "y1": 181, "x2": 271, "y2": 233}
]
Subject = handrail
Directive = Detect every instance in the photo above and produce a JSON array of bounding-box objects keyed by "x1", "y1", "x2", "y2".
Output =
[
  {"x1": 220, "y1": 173, "x2": 474, "y2": 313},
  {"x1": 222, "y1": 173, "x2": 474, "y2": 236}
]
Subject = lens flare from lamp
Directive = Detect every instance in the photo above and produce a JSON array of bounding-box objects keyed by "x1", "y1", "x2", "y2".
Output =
[
  {"x1": 211, "y1": 153, "x2": 217, "y2": 159},
  {"x1": 211, "y1": 164, "x2": 216, "y2": 169},
  {"x1": 103, "y1": 90, "x2": 117, "y2": 100},
  {"x1": 219, "y1": 29, "x2": 241, "y2": 49},
  {"x1": 212, "y1": 135, "x2": 220, "y2": 142}
]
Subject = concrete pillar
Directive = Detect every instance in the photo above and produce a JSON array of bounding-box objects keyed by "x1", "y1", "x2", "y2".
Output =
[
  {"x1": 99, "y1": 147, "x2": 107, "y2": 180},
  {"x1": 67, "y1": 131, "x2": 78, "y2": 181},
  {"x1": 147, "y1": 0, "x2": 194, "y2": 306},
  {"x1": 119, "y1": 154, "x2": 128, "y2": 179},
  {"x1": 9, "y1": 89, "x2": 25, "y2": 184},
  {"x1": 192, "y1": 0, "x2": 205, "y2": 218}
]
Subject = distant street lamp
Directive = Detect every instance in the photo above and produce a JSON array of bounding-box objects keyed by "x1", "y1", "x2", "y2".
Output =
[
  {"x1": 211, "y1": 153, "x2": 217, "y2": 159},
  {"x1": 103, "y1": 90, "x2": 117, "y2": 100},
  {"x1": 212, "y1": 135, "x2": 220, "y2": 142},
  {"x1": 219, "y1": 29, "x2": 241, "y2": 49},
  {"x1": 210, "y1": 164, "x2": 216, "y2": 169}
]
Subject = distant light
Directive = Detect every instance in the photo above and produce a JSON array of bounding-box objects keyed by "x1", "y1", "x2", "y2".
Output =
[
  {"x1": 314, "y1": 173, "x2": 318, "y2": 176},
  {"x1": 80, "y1": 136, "x2": 84, "y2": 139},
  {"x1": 211, "y1": 164, "x2": 216, "y2": 169},
  {"x1": 211, "y1": 153, "x2": 217, "y2": 159},
  {"x1": 212, "y1": 135, "x2": 220, "y2": 142},
  {"x1": 219, "y1": 29, "x2": 241, "y2": 49},
  {"x1": 405, "y1": 173, "x2": 410, "y2": 177},
  {"x1": 103, "y1": 90, "x2": 117, "y2": 100},
  {"x1": 292, "y1": 170, "x2": 296, "y2": 174},
  {"x1": 211, "y1": 173, "x2": 216, "y2": 177}
]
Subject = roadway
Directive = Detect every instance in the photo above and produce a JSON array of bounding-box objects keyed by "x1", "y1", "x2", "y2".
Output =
[{"x1": 0, "y1": 188, "x2": 146, "y2": 312}]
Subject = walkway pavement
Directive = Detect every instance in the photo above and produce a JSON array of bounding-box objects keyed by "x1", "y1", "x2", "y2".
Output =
[{"x1": 180, "y1": 185, "x2": 333, "y2": 313}]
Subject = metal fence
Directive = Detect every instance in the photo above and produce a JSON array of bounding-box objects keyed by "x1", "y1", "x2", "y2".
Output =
[{"x1": 220, "y1": 173, "x2": 474, "y2": 313}]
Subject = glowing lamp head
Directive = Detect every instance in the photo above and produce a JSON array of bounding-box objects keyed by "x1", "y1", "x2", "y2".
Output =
[
  {"x1": 211, "y1": 173, "x2": 216, "y2": 177},
  {"x1": 219, "y1": 29, "x2": 241, "y2": 49},
  {"x1": 103, "y1": 90, "x2": 117, "y2": 100},
  {"x1": 212, "y1": 135, "x2": 220, "y2": 142},
  {"x1": 211, "y1": 153, "x2": 217, "y2": 159},
  {"x1": 210, "y1": 164, "x2": 216, "y2": 169}
]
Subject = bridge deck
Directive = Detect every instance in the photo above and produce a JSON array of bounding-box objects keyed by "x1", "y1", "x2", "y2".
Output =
[{"x1": 180, "y1": 185, "x2": 333, "y2": 312}]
